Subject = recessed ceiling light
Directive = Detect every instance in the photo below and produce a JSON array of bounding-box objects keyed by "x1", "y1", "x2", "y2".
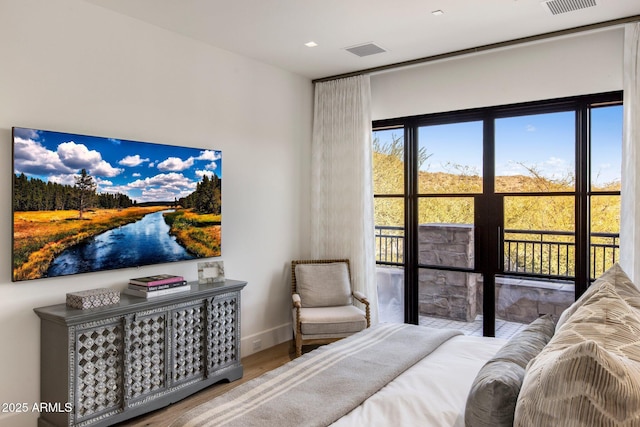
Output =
[
  {"x1": 432, "y1": 10, "x2": 444, "y2": 16},
  {"x1": 305, "y1": 41, "x2": 318, "y2": 47}
]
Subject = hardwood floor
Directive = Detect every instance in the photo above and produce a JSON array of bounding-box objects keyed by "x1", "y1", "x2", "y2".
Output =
[{"x1": 116, "y1": 341, "x2": 295, "y2": 427}]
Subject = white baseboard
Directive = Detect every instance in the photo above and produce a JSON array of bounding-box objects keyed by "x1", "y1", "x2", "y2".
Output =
[{"x1": 240, "y1": 322, "x2": 293, "y2": 357}]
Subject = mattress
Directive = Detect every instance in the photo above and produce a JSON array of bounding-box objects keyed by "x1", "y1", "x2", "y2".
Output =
[
  {"x1": 170, "y1": 324, "x2": 506, "y2": 427},
  {"x1": 331, "y1": 334, "x2": 506, "y2": 427}
]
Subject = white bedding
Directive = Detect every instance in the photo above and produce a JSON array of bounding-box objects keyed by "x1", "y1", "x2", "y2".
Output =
[
  {"x1": 331, "y1": 334, "x2": 507, "y2": 427},
  {"x1": 171, "y1": 326, "x2": 507, "y2": 427}
]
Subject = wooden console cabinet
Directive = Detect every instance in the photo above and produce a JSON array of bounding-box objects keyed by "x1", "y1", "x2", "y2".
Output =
[{"x1": 34, "y1": 280, "x2": 246, "y2": 427}]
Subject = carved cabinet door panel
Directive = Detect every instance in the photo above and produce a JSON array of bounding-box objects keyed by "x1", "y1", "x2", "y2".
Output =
[
  {"x1": 123, "y1": 311, "x2": 168, "y2": 404},
  {"x1": 73, "y1": 318, "x2": 125, "y2": 424},
  {"x1": 171, "y1": 302, "x2": 207, "y2": 384},
  {"x1": 207, "y1": 293, "x2": 240, "y2": 373}
]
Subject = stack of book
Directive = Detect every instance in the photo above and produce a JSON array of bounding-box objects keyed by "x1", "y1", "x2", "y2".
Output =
[{"x1": 124, "y1": 274, "x2": 189, "y2": 298}]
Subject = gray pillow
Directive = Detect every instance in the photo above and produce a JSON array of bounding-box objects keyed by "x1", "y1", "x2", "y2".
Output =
[
  {"x1": 465, "y1": 314, "x2": 555, "y2": 427},
  {"x1": 295, "y1": 263, "x2": 352, "y2": 307}
]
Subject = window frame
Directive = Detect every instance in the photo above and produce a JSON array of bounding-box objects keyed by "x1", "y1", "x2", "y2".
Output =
[{"x1": 373, "y1": 91, "x2": 623, "y2": 326}]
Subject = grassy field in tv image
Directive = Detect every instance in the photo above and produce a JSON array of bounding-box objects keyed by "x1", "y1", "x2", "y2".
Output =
[{"x1": 12, "y1": 127, "x2": 222, "y2": 282}]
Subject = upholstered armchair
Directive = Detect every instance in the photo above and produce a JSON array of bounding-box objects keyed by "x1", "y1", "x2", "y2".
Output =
[{"x1": 291, "y1": 259, "x2": 371, "y2": 357}]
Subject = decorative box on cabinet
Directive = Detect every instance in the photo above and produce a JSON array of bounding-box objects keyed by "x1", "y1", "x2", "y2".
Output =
[{"x1": 33, "y1": 280, "x2": 246, "y2": 427}]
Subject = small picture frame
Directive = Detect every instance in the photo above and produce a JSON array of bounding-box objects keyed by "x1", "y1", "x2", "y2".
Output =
[{"x1": 197, "y1": 261, "x2": 225, "y2": 284}]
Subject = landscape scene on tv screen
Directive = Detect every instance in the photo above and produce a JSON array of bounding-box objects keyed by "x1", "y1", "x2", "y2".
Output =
[{"x1": 12, "y1": 127, "x2": 222, "y2": 282}]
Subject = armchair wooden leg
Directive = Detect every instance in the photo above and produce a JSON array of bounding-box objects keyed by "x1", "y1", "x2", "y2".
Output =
[
  {"x1": 295, "y1": 334, "x2": 302, "y2": 358},
  {"x1": 365, "y1": 302, "x2": 371, "y2": 328}
]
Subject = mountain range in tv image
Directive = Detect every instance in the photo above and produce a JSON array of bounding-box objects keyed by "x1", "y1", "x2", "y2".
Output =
[{"x1": 12, "y1": 127, "x2": 222, "y2": 282}]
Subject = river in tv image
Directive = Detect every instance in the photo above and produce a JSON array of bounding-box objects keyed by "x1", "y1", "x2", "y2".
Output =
[{"x1": 47, "y1": 210, "x2": 195, "y2": 277}]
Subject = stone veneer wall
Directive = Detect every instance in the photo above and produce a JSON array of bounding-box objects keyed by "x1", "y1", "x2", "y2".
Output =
[
  {"x1": 417, "y1": 223, "x2": 574, "y2": 324},
  {"x1": 476, "y1": 278, "x2": 574, "y2": 324},
  {"x1": 418, "y1": 224, "x2": 478, "y2": 322}
]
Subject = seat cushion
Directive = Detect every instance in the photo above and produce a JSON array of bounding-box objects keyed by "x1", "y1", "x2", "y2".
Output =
[
  {"x1": 297, "y1": 305, "x2": 367, "y2": 335},
  {"x1": 295, "y1": 262, "x2": 352, "y2": 307}
]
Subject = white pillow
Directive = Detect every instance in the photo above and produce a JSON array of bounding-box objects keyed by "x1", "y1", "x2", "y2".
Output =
[
  {"x1": 515, "y1": 283, "x2": 640, "y2": 426},
  {"x1": 556, "y1": 263, "x2": 640, "y2": 332},
  {"x1": 295, "y1": 263, "x2": 352, "y2": 307}
]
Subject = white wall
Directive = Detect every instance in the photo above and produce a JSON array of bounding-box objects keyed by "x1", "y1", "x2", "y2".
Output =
[
  {"x1": 0, "y1": 1, "x2": 312, "y2": 426},
  {"x1": 371, "y1": 27, "x2": 624, "y2": 120}
]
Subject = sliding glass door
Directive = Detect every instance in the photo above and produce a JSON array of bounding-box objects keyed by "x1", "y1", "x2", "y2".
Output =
[
  {"x1": 373, "y1": 92, "x2": 622, "y2": 336},
  {"x1": 492, "y1": 110, "x2": 577, "y2": 336},
  {"x1": 415, "y1": 121, "x2": 483, "y2": 331}
]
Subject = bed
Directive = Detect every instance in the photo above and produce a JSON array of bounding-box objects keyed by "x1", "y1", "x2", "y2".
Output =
[{"x1": 170, "y1": 263, "x2": 640, "y2": 427}]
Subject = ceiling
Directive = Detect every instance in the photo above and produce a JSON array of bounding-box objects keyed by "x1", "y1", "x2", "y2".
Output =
[{"x1": 83, "y1": 0, "x2": 640, "y2": 80}]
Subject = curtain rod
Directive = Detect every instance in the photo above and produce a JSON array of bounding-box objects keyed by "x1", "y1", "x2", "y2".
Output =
[{"x1": 312, "y1": 14, "x2": 640, "y2": 84}]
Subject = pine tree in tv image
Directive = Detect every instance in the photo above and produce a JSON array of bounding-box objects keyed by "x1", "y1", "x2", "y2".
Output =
[{"x1": 11, "y1": 127, "x2": 222, "y2": 282}]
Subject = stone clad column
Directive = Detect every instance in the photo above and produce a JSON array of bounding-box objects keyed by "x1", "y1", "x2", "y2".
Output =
[{"x1": 418, "y1": 223, "x2": 477, "y2": 322}]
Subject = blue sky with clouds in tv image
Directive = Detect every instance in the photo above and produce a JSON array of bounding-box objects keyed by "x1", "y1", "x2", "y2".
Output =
[{"x1": 12, "y1": 127, "x2": 221, "y2": 204}]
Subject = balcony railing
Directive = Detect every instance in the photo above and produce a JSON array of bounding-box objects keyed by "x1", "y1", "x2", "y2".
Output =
[
  {"x1": 375, "y1": 225, "x2": 404, "y2": 266},
  {"x1": 375, "y1": 225, "x2": 619, "y2": 280}
]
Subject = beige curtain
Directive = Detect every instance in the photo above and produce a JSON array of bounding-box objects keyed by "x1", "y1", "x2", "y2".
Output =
[
  {"x1": 621, "y1": 22, "x2": 640, "y2": 282},
  {"x1": 311, "y1": 75, "x2": 378, "y2": 323}
]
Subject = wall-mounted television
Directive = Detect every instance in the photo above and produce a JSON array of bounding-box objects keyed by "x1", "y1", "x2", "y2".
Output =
[{"x1": 12, "y1": 127, "x2": 222, "y2": 282}]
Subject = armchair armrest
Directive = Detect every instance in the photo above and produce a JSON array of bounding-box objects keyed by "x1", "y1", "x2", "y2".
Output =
[
  {"x1": 352, "y1": 291, "x2": 371, "y2": 328},
  {"x1": 353, "y1": 291, "x2": 368, "y2": 304},
  {"x1": 292, "y1": 293, "x2": 301, "y2": 308}
]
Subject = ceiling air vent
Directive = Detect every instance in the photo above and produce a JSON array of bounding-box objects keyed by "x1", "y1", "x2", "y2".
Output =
[
  {"x1": 541, "y1": 0, "x2": 597, "y2": 15},
  {"x1": 345, "y1": 42, "x2": 387, "y2": 57}
]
